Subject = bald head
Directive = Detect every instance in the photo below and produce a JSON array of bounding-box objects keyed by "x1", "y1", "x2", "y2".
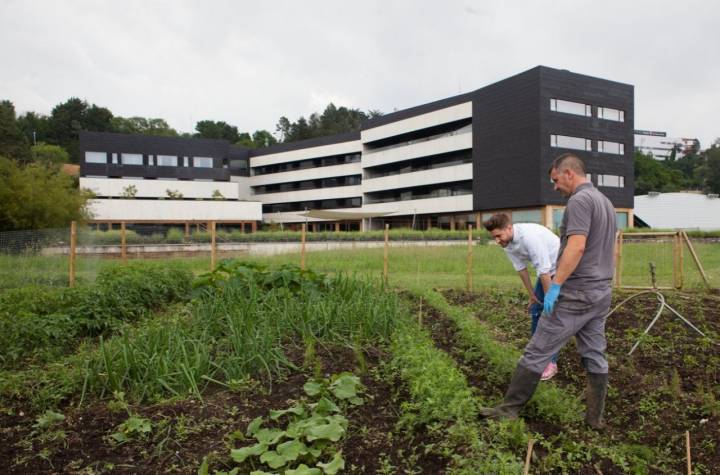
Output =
[{"x1": 549, "y1": 153, "x2": 589, "y2": 197}]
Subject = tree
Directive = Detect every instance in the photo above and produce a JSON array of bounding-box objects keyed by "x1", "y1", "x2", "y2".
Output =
[
  {"x1": 0, "y1": 156, "x2": 92, "y2": 231},
  {"x1": 48, "y1": 98, "x2": 114, "y2": 163},
  {"x1": 0, "y1": 100, "x2": 31, "y2": 164},
  {"x1": 251, "y1": 130, "x2": 278, "y2": 148},
  {"x1": 275, "y1": 103, "x2": 383, "y2": 143},
  {"x1": 633, "y1": 151, "x2": 684, "y2": 195},
  {"x1": 121, "y1": 184, "x2": 138, "y2": 198},
  {"x1": 701, "y1": 139, "x2": 720, "y2": 194},
  {"x1": 111, "y1": 116, "x2": 178, "y2": 136},
  {"x1": 30, "y1": 143, "x2": 70, "y2": 168},
  {"x1": 194, "y1": 120, "x2": 240, "y2": 142},
  {"x1": 17, "y1": 111, "x2": 51, "y2": 146},
  {"x1": 211, "y1": 189, "x2": 225, "y2": 200}
]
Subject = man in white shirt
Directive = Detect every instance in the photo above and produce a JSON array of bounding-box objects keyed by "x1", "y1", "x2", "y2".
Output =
[{"x1": 483, "y1": 213, "x2": 561, "y2": 380}]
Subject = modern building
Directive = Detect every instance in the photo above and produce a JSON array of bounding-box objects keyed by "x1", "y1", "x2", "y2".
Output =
[
  {"x1": 80, "y1": 65, "x2": 635, "y2": 231},
  {"x1": 634, "y1": 130, "x2": 699, "y2": 161},
  {"x1": 634, "y1": 192, "x2": 720, "y2": 230}
]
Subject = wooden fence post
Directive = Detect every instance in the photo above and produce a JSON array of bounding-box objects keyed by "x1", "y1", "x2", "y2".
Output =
[
  {"x1": 686, "y1": 430, "x2": 692, "y2": 475},
  {"x1": 467, "y1": 225, "x2": 473, "y2": 291},
  {"x1": 300, "y1": 223, "x2": 306, "y2": 270},
  {"x1": 383, "y1": 223, "x2": 389, "y2": 283},
  {"x1": 121, "y1": 222, "x2": 127, "y2": 264},
  {"x1": 673, "y1": 231, "x2": 683, "y2": 289},
  {"x1": 615, "y1": 232, "x2": 623, "y2": 288},
  {"x1": 69, "y1": 221, "x2": 77, "y2": 287},
  {"x1": 210, "y1": 221, "x2": 217, "y2": 271}
]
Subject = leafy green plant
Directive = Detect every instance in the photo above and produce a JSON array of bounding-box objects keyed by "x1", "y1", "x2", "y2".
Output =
[
  {"x1": 220, "y1": 373, "x2": 362, "y2": 474},
  {"x1": 110, "y1": 415, "x2": 153, "y2": 444}
]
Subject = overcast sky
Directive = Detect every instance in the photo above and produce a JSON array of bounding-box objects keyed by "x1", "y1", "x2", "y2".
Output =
[{"x1": 1, "y1": 0, "x2": 718, "y2": 147}]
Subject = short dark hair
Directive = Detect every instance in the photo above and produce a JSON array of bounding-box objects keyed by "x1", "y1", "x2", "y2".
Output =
[
  {"x1": 549, "y1": 153, "x2": 586, "y2": 176},
  {"x1": 482, "y1": 213, "x2": 511, "y2": 232}
]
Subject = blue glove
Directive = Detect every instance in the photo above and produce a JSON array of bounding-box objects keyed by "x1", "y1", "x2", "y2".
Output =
[{"x1": 543, "y1": 283, "x2": 562, "y2": 316}]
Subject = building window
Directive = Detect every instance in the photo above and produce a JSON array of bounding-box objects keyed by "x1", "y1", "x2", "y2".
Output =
[
  {"x1": 550, "y1": 99, "x2": 591, "y2": 117},
  {"x1": 148, "y1": 155, "x2": 155, "y2": 166},
  {"x1": 111, "y1": 153, "x2": 119, "y2": 164},
  {"x1": 183, "y1": 156, "x2": 189, "y2": 167},
  {"x1": 511, "y1": 209, "x2": 542, "y2": 224},
  {"x1": 616, "y1": 212, "x2": 628, "y2": 229},
  {"x1": 85, "y1": 151, "x2": 107, "y2": 164},
  {"x1": 598, "y1": 141, "x2": 625, "y2": 155},
  {"x1": 551, "y1": 134, "x2": 592, "y2": 151},
  {"x1": 121, "y1": 153, "x2": 143, "y2": 165},
  {"x1": 598, "y1": 107, "x2": 625, "y2": 122},
  {"x1": 157, "y1": 155, "x2": 178, "y2": 167},
  {"x1": 552, "y1": 209, "x2": 564, "y2": 230},
  {"x1": 193, "y1": 156, "x2": 213, "y2": 168},
  {"x1": 597, "y1": 174, "x2": 624, "y2": 188}
]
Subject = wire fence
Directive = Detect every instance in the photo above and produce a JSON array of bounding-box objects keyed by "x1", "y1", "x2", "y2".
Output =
[{"x1": 1, "y1": 222, "x2": 719, "y2": 292}]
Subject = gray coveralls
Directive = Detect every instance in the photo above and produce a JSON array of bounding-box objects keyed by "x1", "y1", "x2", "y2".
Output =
[{"x1": 518, "y1": 182, "x2": 617, "y2": 375}]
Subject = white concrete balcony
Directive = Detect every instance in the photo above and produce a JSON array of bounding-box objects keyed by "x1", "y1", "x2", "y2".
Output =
[
  {"x1": 80, "y1": 177, "x2": 240, "y2": 200},
  {"x1": 249, "y1": 162, "x2": 362, "y2": 187},
  {"x1": 361, "y1": 102, "x2": 472, "y2": 143},
  {"x1": 362, "y1": 163, "x2": 472, "y2": 193},
  {"x1": 362, "y1": 131, "x2": 472, "y2": 168},
  {"x1": 254, "y1": 185, "x2": 362, "y2": 205},
  {"x1": 360, "y1": 194, "x2": 473, "y2": 216},
  {"x1": 87, "y1": 199, "x2": 262, "y2": 221},
  {"x1": 251, "y1": 141, "x2": 362, "y2": 168}
]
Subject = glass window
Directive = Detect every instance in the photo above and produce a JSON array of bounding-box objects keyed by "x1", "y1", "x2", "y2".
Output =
[
  {"x1": 511, "y1": 209, "x2": 542, "y2": 224},
  {"x1": 121, "y1": 153, "x2": 143, "y2": 165},
  {"x1": 550, "y1": 98, "x2": 591, "y2": 117},
  {"x1": 551, "y1": 134, "x2": 592, "y2": 151},
  {"x1": 148, "y1": 155, "x2": 155, "y2": 166},
  {"x1": 111, "y1": 153, "x2": 119, "y2": 164},
  {"x1": 85, "y1": 151, "x2": 107, "y2": 164},
  {"x1": 157, "y1": 155, "x2": 178, "y2": 167},
  {"x1": 193, "y1": 156, "x2": 213, "y2": 168},
  {"x1": 598, "y1": 107, "x2": 625, "y2": 122},
  {"x1": 598, "y1": 141, "x2": 625, "y2": 155},
  {"x1": 552, "y1": 209, "x2": 564, "y2": 230},
  {"x1": 183, "y1": 156, "x2": 189, "y2": 167},
  {"x1": 616, "y1": 212, "x2": 628, "y2": 229},
  {"x1": 597, "y1": 175, "x2": 625, "y2": 188}
]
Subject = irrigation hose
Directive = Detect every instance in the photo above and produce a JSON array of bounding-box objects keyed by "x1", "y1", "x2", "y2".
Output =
[{"x1": 603, "y1": 289, "x2": 717, "y2": 355}]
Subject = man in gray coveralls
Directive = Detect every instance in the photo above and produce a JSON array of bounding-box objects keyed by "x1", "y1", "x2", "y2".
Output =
[{"x1": 480, "y1": 153, "x2": 617, "y2": 429}]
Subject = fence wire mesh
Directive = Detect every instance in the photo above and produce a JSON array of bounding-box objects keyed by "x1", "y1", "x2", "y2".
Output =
[{"x1": 1, "y1": 224, "x2": 719, "y2": 292}]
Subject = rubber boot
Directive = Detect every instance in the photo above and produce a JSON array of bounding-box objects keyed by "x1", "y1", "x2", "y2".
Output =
[
  {"x1": 480, "y1": 365, "x2": 541, "y2": 420},
  {"x1": 585, "y1": 372, "x2": 608, "y2": 429}
]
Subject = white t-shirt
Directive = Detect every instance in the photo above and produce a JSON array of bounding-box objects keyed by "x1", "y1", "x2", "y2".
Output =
[{"x1": 503, "y1": 223, "x2": 560, "y2": 277}]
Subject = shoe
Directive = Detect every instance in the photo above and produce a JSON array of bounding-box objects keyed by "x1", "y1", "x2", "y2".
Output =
[
  {"x1": 479, "y1": 365, "x2": 542, "y2": 420},
  {"x1": 540, "y1": 362, "x2": 558, "y2": 381},
  {"x1": 585, "y1": 372, "x2": 608, "y2": 429}
]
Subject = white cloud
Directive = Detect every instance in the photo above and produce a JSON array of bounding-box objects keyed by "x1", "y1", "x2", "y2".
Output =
[{"x1": 1, "y1": 0, "x2": 718, "y2": 145}]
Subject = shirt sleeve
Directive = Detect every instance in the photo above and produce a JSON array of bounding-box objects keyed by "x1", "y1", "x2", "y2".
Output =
[
  {"x1": 565, "y1": 193, "x2": 592, "y2": 237},
  {"x1": 504, "y1": 249, "x2": 527, "y2": 272}
]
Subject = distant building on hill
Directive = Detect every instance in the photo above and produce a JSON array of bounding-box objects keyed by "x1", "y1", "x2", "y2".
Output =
[
  {"x1": 634, "y1": 192, "x2": 720, "y2": 230},
  {"x1": 634, "y1": 130, "x2": 700, "y2": 160}
]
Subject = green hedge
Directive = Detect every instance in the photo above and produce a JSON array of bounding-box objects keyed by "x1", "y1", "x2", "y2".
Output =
[{"x1": 0, "y1": 262, "x2": 192, "y2": 368}]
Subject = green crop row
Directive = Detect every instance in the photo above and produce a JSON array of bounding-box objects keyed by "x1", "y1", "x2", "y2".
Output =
[
  {"x1": 0, "y1": 263, "x2": 192, "y2": 369},
  {"x1": 81, "y1": 261, "x2": 401, "y2": 403}
]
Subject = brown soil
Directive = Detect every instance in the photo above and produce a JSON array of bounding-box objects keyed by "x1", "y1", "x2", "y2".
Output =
[
  {"x1": 1, "y1": 345, "x2": 447, "y2": 474},
  {"x1": 441, "y1": 288, "x2": 720, "y2": 474}
]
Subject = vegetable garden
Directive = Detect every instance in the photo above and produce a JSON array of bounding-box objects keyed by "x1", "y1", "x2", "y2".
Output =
[{"x1": 1, "y1": 244, "x2": 719, "y2": 473}]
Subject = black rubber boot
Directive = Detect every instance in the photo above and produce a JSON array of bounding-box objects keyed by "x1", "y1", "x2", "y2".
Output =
[
  {"x1": 585, "y1": 372, "x2": 608, "y2": 429},
  {"x1": 480, "y1": 365, "x2": 542, "y2": 420}
]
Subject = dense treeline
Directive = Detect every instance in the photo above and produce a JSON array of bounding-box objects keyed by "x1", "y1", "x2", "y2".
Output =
[
  {"x1": 634, "y1": 145, "x2": 720, "y2": 195},
  {"x1": 1, "y1": 98, "x2": 384, "y2": 165}
]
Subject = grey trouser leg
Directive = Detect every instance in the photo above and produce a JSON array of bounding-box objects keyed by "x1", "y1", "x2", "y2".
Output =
[{"x1": 518, "y1": 286, "x2": 612, "y2": 374}]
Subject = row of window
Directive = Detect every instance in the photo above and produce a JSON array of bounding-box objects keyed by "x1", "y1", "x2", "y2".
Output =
[
  {"x1": 85, "y1": 151, "x2": 216, "y2": 168},
  {"x1": 550, "y1": 99, "x2": 625, "y2": 122},
  {"x1": 263, "y1": 197, "x2": 362, "y2": 213},
  {"x1": 364, "y1": 149, "x2": 472, "y2": 179},
  {"x1": 364, "y1": 180, "x2": 473, "y2": 204},
  {"x1": 550, "y1": 135, "x2": 625, "y2": 155},
  {"x1": 252, "y1": 175, "x2": 362, "y2": 195},
  {"x1": 253, "y1": 153, "x2": 361, "y2": 176}
]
